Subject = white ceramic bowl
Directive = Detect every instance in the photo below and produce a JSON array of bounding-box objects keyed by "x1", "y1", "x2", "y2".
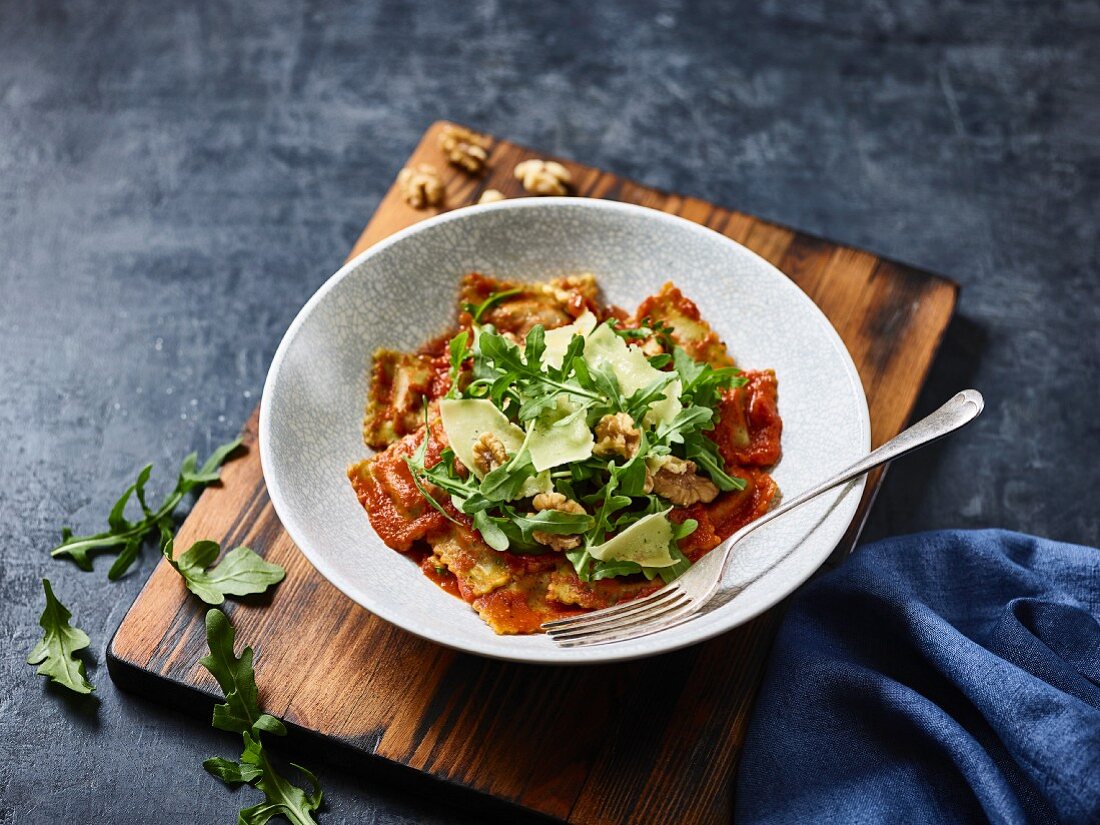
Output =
[{"x1": 260, "y1": 199, "x2": 869, "y2": 664}]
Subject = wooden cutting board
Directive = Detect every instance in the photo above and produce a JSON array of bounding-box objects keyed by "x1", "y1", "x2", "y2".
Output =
[{"x1": 108, "y1": 121, "x2": 957, "y2": 824}]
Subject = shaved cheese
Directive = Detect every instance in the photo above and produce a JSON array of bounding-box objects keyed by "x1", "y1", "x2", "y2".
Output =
[
  {"x1": 526, "y1": 397, "x2": 594, "y2": 472},
  {"x1": 582, "y1": 324, "x2": 682, "y2": 426},
  {"x1": 588, "y1": 511, "x2": 678, "y2": 568},
  {"x1": 540, "y1": 311, "x2": 597, "y2": 369},
  {"x1": 519, "y1": 471, "x2": 553, "y2": 498},
  {"x1": 438, "y1": 399, "x2": 525, "y2": 478}
]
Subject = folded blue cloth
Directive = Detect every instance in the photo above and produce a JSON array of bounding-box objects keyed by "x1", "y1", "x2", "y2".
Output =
[{"x1": 736, "y1": 529, "x2": 1100, "y2": 824}]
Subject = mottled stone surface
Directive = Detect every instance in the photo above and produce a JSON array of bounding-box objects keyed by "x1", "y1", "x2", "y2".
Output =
[{"x1": 0, "y1": 0, "x2": 1096, "y2": 822}]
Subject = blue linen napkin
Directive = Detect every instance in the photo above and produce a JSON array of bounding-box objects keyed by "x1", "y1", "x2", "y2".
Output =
[{"x1": 735, "y1": 529, "x2": 1100, "y2": 824}]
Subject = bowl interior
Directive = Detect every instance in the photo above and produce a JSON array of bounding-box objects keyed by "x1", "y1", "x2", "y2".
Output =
[{"x1": 260, "y1": 199, "x2": 869, "y2": 664}]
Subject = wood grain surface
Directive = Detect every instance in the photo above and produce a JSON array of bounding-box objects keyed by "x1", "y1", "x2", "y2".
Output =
[{"x1": 108, "y1": 121, "x2": 957, "y2": 824}]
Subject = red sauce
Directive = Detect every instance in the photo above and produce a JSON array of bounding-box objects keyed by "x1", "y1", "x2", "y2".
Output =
[
  {"x1": 418, "y1": 551, "x2": 461, "y2": 597},
  {"x1": 635, "y1": 282, "x2": 703, "y2": 325},
  {"x1": 671, "y1": 470, "x2": 779, "y2": 560},
  {"x1": 711, "y1": 370, "x2": 782, "y2": 467}
]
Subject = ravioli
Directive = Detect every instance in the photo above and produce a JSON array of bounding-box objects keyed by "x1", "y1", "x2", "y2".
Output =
[
  {"x1": 362, "y1": 349, "x2": 437, "y2": 450},
  {"x1": 634, "y1": 281, "x2": 735, "y2": 369}
]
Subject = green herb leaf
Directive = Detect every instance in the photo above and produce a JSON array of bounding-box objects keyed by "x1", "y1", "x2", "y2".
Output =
[
  {"x1": 476, "y1": 327, "x2": 600, "y2": 405},
  {"x1": 201, "y1": 609, "x2": 286, "y2": 737},
  {"x1": 203, "y1": 752, "x2": 264, "y2": 785},
  {"x1": 672, "y1": 518, "x2": 699, "y2": 540},
  {"x1": 478, "y1": 449, "x2": 537, "y2": 502},
  {"x1": 405, "y1": 457, "x2": 467, "y2": 527},
  {"x1": 164, "y1": 539, "x2": 285, "y2": 605},
  {"x1": 659, "y1": 522, "x2": 697, "y2": 582},
  {"x1": 616, "y1": 441, "x2": 650, "y2": 497},
  {"x1": 107, "y1": 535, "x2": 143, "y2": 581},
  {"x1": 591, "y1": 560, "x2": 645, "y2": 580},
  {"x1": 613, "y1": 316, "x2": 677, "y2": 352},
  {"x1": 684, "y1": 432, "x2": 746, "y2": 491},
  {"x1": 201, "y1": 609, "x2": 323, "y2": 825},
  {"x1": 523, "y1": 324, "x2": 546, "y2": 365},
  {"x1": 187, "y1": 438, "x2": 246, "y2": 486},
  {"x1": 655, "y1": 406, "x2": 714, "y2": 445},
  {"x1": 51, "y1": 437, "x2": 243, "y2": 578},
  {"x1": 445, "y1": 331, "x2": 471, "y2": 399},
  {"x1": 473, "y1": 510, "x2": 510, "y2": 551},
  {"x1": 550, "y1": 333, "x2": 588, "y2": 381},
  {"x1": 673, "y1": 346, "x2": 745, "y2": 409},
  {"x1": 205, "y1": 730, "x2": 324, "y2": 825},
  {"x1": 508, "y1": 508, "x2": 595, "y2": 537},
  {"x1": 624, "y1": 372, "x2": 678, "y2": 421},
  {"x1": 587, "y1": 363, "x2": 624, "y2": 409},
  {"x1": 464, "y1": 288, "x2": 522, "y2": 323},
  {"x1": 608, "y1": 322, "x2": 648, "y2": 341},
  {"x1": 26, "y1": 579, "x2": 95, "y2": 695},
  {"x1": 565, "y1": 546, "x2": 593, "y2": 580}
]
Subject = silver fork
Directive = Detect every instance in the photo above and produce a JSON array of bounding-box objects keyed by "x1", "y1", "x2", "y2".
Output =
[{"x1": 542, "y1": 389, "x2": 985, "y2": 647}]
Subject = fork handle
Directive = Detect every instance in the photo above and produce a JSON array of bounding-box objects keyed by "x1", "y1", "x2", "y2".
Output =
[{"x1": 723, "y1": 389, "x2": 985, "y2": 558}]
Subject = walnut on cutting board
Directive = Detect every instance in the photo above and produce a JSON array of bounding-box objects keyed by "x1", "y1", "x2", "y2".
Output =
[
  {"x1": 514, "y1": 159, "x2": 571, "y2": 196},
  {"x1": 397, "y1": 164, "x2": 444, "y2": 209},
  {"x1": 438, "y1": 124, "x2": 490, "y2": 174}
]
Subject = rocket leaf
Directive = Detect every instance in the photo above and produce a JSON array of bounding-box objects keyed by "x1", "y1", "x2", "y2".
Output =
[
  {"x1": 26, "y1": 579, "x2": 94, "y2": 695},
  {"x1": 51, "y1": 437, "x2": 242, "y2": 578},
  {"x1": 201, "y1": 609, "x2": 324, "y2": 825},
  {"x1": 200, "y1": 608, "x2": 285, "y2": 737},
  {"x1": 164, "y1": 539, "x2": 285, "y2": 605}
]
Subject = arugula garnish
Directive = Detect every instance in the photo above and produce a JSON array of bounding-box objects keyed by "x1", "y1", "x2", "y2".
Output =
[
  {"x1": 684, "y1": 432, "x2": 746, "y2": 491},
  {"x1": 164, "y1": 539, "x2": 286, "y2": 605},
  {"x1": 51, "y1": 437, "x2": 242, "y2": 579},
  {"x1": 406, "y1": 314, "x2": 750, "y2": 583},
  {"x1": 462, "y1": 288, "x2": 523, "y2": 323},
  {"x1": 26, "y1": 578, "x2": 94, "y2": 695},
  {"x1": 415, "y1": 318, "x2": 746, "y2": 575},
  {"x1": 673, "y1": 346, "x2": 746, "y2": 408},
  {"x1": 444, "y1": 330, "x2": 471, "y2": 399},
  {"x1": 201, "y1": 608, "x2": 323, "y2": 825},
  {"x1": 475, "y1": 326, "x2": 602, "y2": 420}
]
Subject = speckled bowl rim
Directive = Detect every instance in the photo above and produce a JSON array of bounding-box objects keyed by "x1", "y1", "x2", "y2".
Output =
[{"x1": 260, "y1": 198, "x2": 870, "y2": 665}]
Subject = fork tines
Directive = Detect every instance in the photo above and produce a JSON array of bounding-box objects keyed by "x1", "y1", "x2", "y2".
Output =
[{"x1": 541, "y1": 587, "x2": 693, "y2": 647}]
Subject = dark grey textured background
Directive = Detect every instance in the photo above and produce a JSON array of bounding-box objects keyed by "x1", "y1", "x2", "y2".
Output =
[{"x1": 2, "y1": 0, "x2": 1098, "y2": 822}]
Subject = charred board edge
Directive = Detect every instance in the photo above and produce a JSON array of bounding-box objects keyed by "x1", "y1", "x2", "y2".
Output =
[{"x1": 105, "y1": 633, "x2": 561, "y2": 825}]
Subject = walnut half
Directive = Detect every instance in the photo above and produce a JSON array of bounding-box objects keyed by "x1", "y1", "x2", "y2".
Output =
[
  {"x1": 649, "y1": 456, "x2": 719, "y2": 506},
  {"x1": 532, "y1": 491, "x2": 586, "y2": 551},
  {"x1": 593, "y1": 412, "x2": 641, "y2": 460},
  {"x1": 471, "y1": 432, "x2": 508, "y2": 475},
  {"x1": 397, "y1": 164, "x2": 444, "y2": 209},
  {"x1": 478, "y1": 189, "x2": 506, "y2": 204},
  {"x1": 438, "y1": 124, "x2": 489, "y2": 174},
  {"x1": 514, "y1": 159, "x2": 571, "y2": 196}
]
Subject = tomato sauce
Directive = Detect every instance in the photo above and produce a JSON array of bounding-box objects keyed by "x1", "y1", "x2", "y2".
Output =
[
  {"x1": 417, "y1": 550, "x2": 461, "y2": 597},
  {"x1": 710, "y1": 370, "x2": 782, "y2": 467}
]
